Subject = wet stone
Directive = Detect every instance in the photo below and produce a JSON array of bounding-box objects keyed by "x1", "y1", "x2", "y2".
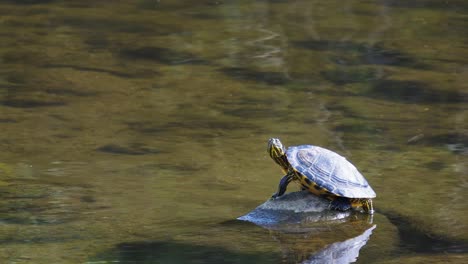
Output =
[{"x1": 238, "y1": 191, "x2": 355, "y2": 227}]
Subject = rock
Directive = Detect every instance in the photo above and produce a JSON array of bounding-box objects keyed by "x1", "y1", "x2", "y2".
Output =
[{"x1": 237, "y1": 191, "x2": 356, "y2": 227}]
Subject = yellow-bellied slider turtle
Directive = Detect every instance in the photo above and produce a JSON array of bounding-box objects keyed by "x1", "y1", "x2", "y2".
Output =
[{"x1": 268, "y1": 138, "x2": 376, "y2": 214}]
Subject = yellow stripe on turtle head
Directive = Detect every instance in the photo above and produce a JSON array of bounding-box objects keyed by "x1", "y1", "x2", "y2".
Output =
[{"x1": 268, "y1": 138, "x2": 289, "y2": 171}]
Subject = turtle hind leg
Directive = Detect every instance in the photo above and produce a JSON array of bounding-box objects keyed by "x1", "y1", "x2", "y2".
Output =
[
  {"x1": 362, "y1": 199, "x2": 375, "y2": 214},
  {"x1": 330, "y1": 197, "x2": 352, "y2": 211}
]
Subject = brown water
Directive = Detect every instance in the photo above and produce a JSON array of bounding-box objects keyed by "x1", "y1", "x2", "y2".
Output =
[{"x1": 0, "y1": 0, "x2": 467, "y2": 263}]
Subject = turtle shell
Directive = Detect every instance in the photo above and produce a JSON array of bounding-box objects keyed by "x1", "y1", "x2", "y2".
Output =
[{"x1": 286, "y1": 145, "x2": 376, "y2": 198}]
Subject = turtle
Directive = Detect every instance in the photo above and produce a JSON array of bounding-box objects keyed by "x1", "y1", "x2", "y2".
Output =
[{"x1": 267, "y1": 138, "x2": 376, "y2": 214}]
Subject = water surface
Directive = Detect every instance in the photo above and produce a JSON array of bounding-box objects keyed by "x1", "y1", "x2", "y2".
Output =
[{"x1": 0, "y1": 0, "x2": 467, "y2": 263}]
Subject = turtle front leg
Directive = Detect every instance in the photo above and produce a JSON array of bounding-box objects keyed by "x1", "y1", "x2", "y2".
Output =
[{"x1": 272, "y1": 171, "x2": 294, "y2": 198}]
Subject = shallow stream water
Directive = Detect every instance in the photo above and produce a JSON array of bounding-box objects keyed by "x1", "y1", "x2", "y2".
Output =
[{"x1": 0, "y1": 0, "x2": 467, "y2": 263}]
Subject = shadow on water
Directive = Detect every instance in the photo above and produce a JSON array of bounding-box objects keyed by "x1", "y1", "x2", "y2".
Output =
[
  {"x1": 321, "y1": 67, "x2": 381, "y2": 85},
  {"x1": 0, "y1": 0, "x2": 55, "y2": 4},
  {"x1": 0, "y1": 118, "x2": 17, "y2": 123},
  {"x1": 366, "y1": 80, "x2": 468, "y2": 104},
  {"x1": 416, "y1": 133, "x2": 468, "y2": 146},
  {"x1": 221, "y1": 105, "x2": 286, "y2": 119},
  {"x1": 120, "y1": 47, "x2": 208, "y2": 65},
  {"x1": 49, "y1": 16, "x2": 162, "y2": 34},
  {"x1": 333, "y1": 122, "x2": 386, "y2": 134},
  {"x1": 91, "y1": 240, "x2": 281, "y2": 264},
  {"x1": 215, "y1": 96, "x2": 287, "y2": 119},
  {"x1": 0, "y1": 98, "x2": 66, "y2": 108},
  {"x1": 125, "y1": 119, "x2": 262, "y2": 141},
  {"x1": 383, "y1": 211, "x2": 468, "y2": 254},
  {"x1": 0, "y1": 234, "x2": 80, "y2": 245},
  {"x1": 0, "y1": 69, "x2": 96, "y2": 109},
  {"x1": 407, "y1": 133, "x2": 468, "y2": 155},
  {"x1": 294, "y1": 40, "x2": 430, "y2": 69},
  {"x1": 378, "y1": 0, "x2": 468, "y2": 10},
  {"x1": 0, "y1": 83, "x2": 91, "y2": 108},
  {"x1": 43, "y1": 64, "x2": 157, "y2": 79},
  {"x1": 90, "y1": 223, "x2": 377, "y2": 264},
  {"x1": 219, "y1": 67, "x2": 290, "y2": 86},
  {"x1": 42, "y1": 87, "x2": 98, "y2": 97},
  {"x1": 96, "y1": 144, "x2": 163, "y2": 156},
  {"x1": 318, "y1": 71, "x2": 468, "y2": 104}
]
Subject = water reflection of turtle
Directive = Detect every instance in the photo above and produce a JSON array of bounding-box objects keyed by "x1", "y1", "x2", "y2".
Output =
[
  {"x1": 302, "y1": 225, "x2": 376, "y2": 264},
  {"x1": 268, "y1": 138, "x2": 376, "y2": 214}
]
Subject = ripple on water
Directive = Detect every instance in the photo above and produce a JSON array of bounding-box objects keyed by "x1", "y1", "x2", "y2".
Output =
[
  {"x1": 0, "y1": 0, "x2": 56, "y2": 5},
  {"x1": 0, "y1": 98, "x2": 66, "y2": 108},
  {"x1": 321, "y1": 67, "x2": 381, "y2": 85},
  {"x1": 294, "y1": 40, "x2": 430, "y2": 69},
  {"x1": 366, "y1": 80, "x2": 467, "y2": 104},
  {"x1": 96, "y1": 144, "x2": 163, "y2": 155},
  {"x1": 0, "y1": 182, "x2": 96, "y2": 225},
  {"x1": 406, "y1": 133, "x2": 468, "y2": 155},
  {"x1": 120, "y1": 46, "x2": 208, "y2": 65},
  {"x1": 219, "y1": 67, "x2": 290, "y2": 86}
]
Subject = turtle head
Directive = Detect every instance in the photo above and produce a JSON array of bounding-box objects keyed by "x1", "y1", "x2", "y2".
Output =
[{"x1": 268, "y1": 138, "x2": 289, "y2": 172}]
